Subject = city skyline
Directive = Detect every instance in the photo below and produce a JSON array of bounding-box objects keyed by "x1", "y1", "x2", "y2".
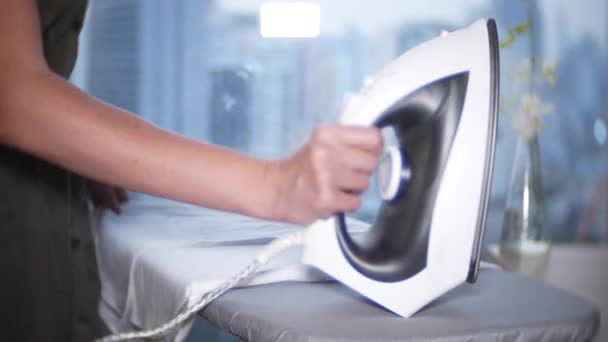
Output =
[{"x1": 71, "y1": 0, "x2": 607, "y2": 241}]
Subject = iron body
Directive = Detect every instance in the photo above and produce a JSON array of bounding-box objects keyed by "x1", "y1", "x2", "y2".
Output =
[{"x1": 301, "y1": 18, "x2": 499, "y2": 317}]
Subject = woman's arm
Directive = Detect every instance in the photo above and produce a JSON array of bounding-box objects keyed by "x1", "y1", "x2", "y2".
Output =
[{"x1": 0, "y1": 0, "x2": 381, "y2": 224}]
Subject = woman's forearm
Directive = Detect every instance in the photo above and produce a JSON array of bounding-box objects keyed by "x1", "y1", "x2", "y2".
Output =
[{"x1": 0, "y1": 68, "x2": 278, "y2": 219}]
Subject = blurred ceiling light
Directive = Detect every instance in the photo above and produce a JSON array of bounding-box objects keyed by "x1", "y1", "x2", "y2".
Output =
[{"x1": 259, "y1": 2, "x2": 320, "y2": 38}]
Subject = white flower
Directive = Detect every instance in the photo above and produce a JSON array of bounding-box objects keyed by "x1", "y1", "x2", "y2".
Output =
[
  {"x1": 513, "y1": 58, "x2": 532, "y2": 81},
  {"x1": 541, "y1": 60, "x2": 557, "y2": 86},
  {"x1": 511, "y1": 94, "x2": 554, "y2": 140}
]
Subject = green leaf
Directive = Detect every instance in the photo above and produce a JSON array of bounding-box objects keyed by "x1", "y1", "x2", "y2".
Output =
[
  {"x1": 500, "y1": 31, "x2": 515, "y2": 48},
  {"x1": 512, "y1": 22, "x2": 530, "y2": 35},
  {"x1": 499, "y1": 22, "x2": 530, "y2": 49},
  {"x1": 541, "y1": 63, "x2": 558, "y2": 86}
]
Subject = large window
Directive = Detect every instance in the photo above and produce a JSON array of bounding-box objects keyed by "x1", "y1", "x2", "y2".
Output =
[{"x1": 72, "y1": 0, "x2": 608, "y2": 244}]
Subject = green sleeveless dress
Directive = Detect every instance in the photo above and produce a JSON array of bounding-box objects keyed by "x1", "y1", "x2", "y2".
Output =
[{"x1": 0, "y1": 0, "x2": 101, "y2": 340}]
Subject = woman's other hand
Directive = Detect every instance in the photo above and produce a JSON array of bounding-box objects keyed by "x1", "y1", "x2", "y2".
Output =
[{"x1": 86, "y1": 180, "x2": 128, "y2": 214}]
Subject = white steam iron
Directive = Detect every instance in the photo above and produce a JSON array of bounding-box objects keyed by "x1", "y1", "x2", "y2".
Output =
[
  {"x1": 302, "y1": 18, "x2": 499, "y2": 317},
  {"x1": 97, "y1": 18, "x2": 499, "y2": 342}
]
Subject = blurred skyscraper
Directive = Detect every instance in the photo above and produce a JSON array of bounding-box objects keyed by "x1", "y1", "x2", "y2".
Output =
[
  {"x1": 208, "y1": 68, "x2": 251, "y2": 149},
  {"x1": 81, "y1": 0, "x2": 369, "y2": 160},
  {"x1": 83, "y1": 0, "x2": 214, "y2": 135},
  {"x1": 86, "y1": 0, "x2": 139, "y2": 113}
]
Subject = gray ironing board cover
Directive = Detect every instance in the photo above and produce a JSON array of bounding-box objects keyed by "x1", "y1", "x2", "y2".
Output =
[{"x1": 202, "y1": 269, "x2": 599, "y2": 342}]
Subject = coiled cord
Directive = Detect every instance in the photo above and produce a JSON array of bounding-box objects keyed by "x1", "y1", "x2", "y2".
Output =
[{"x1": 95, "y1": 231, "x2": 305, "y2": 342}]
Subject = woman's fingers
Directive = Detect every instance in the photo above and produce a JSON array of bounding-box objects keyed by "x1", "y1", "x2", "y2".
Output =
[
  {"x1": 334, "y1": 169, "x2": 371, "y2": 193},
  {"x1": 327, "y1": 191, "x2": 362, "y2": 213},
  {"x1": 87, "y1": 180, "x2": 127, "y2": 214},
  {"x1": 318, "y1": 125, "x2": 383, "y2": 153},
  {"x1": 115, "y1": 187, "x2": 129, "y2": 203},
  {"x1": 273, "y1": 124, "x2": 382, "y2": 224},
  {"x1": 336, "y1": 145, "x2": 378, "y2": 174}
]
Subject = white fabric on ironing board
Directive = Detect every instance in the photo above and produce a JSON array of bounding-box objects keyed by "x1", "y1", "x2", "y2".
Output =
[{"x1": 92, "y1": 197, "x2": 369, "y2": 341}]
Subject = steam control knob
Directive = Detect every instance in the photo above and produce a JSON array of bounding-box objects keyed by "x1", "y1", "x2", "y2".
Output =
[{"x1": 377, "y1": 146, "x2": 411, "y2": 201}]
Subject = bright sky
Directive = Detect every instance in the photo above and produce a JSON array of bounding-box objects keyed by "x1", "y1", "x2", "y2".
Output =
[{"x1": 219, "y1": 0, "x2": 607, "y2": 57}]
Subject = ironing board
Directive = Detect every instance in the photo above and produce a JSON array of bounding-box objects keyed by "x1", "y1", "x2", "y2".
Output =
[
  {"x1": 94, "y1": 199, "x2": 599, "y2": 342},
  {"x1": 201, "y1": 270, "x2": 599, "y2": 341}
]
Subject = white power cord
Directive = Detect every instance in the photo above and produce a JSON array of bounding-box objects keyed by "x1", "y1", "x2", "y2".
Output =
[{"x1": 95, "y1": 231, "x2": 305, "y2": 342}]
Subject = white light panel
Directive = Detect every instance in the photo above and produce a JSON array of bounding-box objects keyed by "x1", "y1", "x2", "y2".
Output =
[{"x1": 259, "y1": 2, "x2": 320, "y2": 38}]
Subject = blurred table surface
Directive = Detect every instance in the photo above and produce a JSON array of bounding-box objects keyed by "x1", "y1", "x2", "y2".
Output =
[{"x1": 487, "y1": 243, "x2": 608, "y2": 342}]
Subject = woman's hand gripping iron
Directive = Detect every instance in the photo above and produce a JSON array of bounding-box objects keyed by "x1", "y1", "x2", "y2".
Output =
[{"x1": 96, "y1": 18, "x2": 499, "y2": 342}]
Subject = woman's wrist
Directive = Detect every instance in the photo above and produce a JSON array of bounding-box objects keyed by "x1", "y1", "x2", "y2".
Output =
[{"x1": 258, "y1": 157, "x2": 295, "y2": 222}]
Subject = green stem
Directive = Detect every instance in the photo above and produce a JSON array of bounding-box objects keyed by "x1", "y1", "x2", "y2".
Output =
[
  {"x1": 527, "y1": 136, "x2": 547, "y2": 233},
  {"x1": 527, "y1": 0, "x2": 537, "y2": 95}
]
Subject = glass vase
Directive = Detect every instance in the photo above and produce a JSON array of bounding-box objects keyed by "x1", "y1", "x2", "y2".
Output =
[{"x1": 500, "y1": 135, "x2": 551, "y2": 275}]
